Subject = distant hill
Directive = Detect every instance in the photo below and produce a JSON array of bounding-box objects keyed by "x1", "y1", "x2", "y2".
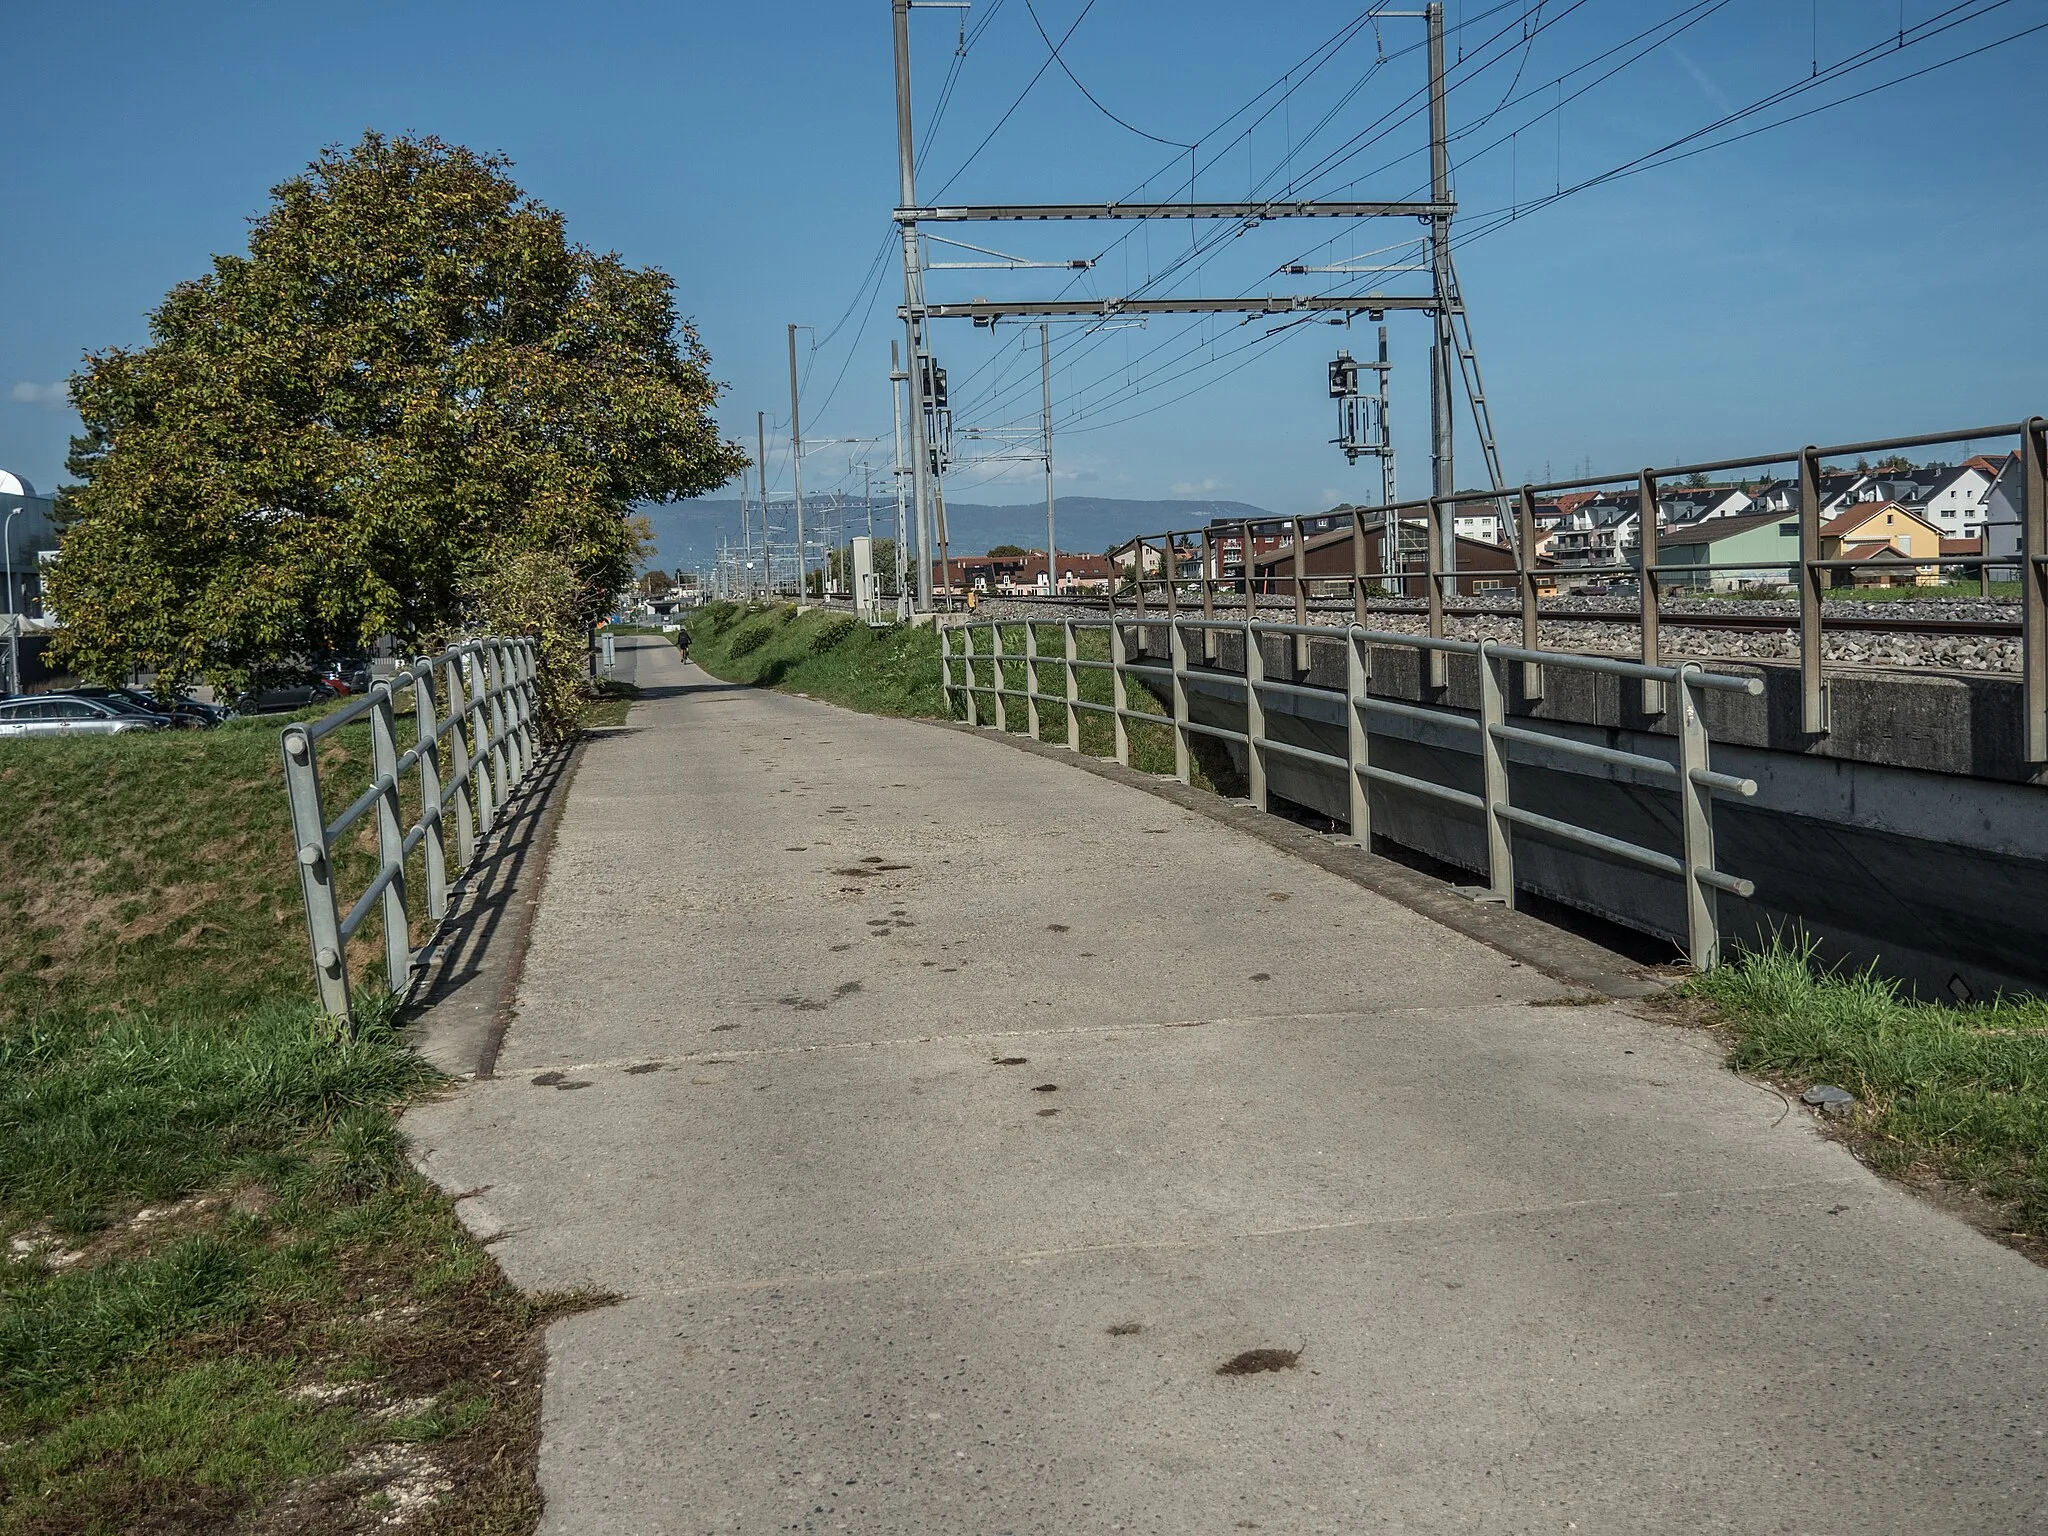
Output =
[{"x1": 637, "y1": 494, "x2": 1276, "y2": 575}]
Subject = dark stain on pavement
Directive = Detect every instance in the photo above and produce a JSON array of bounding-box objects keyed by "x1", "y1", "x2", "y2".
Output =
[
  {"x1": 992, "y1": 1056, "x2": 1028, "y2": 1066},
  {"x1": 1249, "y1": 972, "x2": 1272, "y2": 982},
  {"x1": 833, "y1": 981, "x2": 864, "y2": 999},
  {"x1": 1047, "y1": 923, "x2": 1070, "y2": 933},
  {"x1": 1106, "y1": 1322, "x2": 1143, "y2": 1337},
  {"x1": 1036, "y1": 1107, "x2": 1059, "y2": 1117},
  {"x1": 1031, "y1": 1083, "x2": 1058, "y2": 1093},
  {"x1": 711, "y1": 1023, "x2": 741, "y2": 1032},
  {"x1": 1216, "y1": 1347, "x2": 1301, "y2": 1376},
  {"x1": 624, "y1": 1062, "x2": 664, "y2": 1075}
]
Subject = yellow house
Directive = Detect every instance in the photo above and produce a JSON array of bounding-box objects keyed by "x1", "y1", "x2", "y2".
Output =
[{"x1": 1817, "y1": 500, "x2": 1944, "y2": 587}]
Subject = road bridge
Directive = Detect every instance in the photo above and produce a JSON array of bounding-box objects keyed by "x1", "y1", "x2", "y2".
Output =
[{"x1": 408, "y1": 634, "x2": 2046, "y2": 1533}]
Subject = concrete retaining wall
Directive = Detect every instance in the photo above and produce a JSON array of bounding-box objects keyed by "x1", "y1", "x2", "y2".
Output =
[{"x1": 1131, "y1": 628, "x2": 2048, "y2": 999}]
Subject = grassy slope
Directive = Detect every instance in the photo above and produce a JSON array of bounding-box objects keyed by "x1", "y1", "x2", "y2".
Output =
[
  {"x1": 683, "y1": 602, "x2": 1214, "y2": 785},
  {"x1": 1688, "y1": 941, "x2": 2048, "y2": 1241},
  {"x1": 691, "y1": 605, "x2": 2045, "y2": 1257},
  {"x1": 0, "y1": 704, "x2": 612, "y2": 1535}
]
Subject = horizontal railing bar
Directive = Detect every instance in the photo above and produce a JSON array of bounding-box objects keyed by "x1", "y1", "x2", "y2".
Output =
[
  {"x1": 337, "y1": 862, "x2": 402, "y2": 940},
  {"x1": 1355, "y1": 761, "x2": 1486, "y2": 811},
  {"x1": 1361, "y1": 694, "x2": 1483, "y2": 732},
  {"x1": 1482, "y1": 644, "x2": 1764, "y2": 694},
  {"x1": 325, "y1": 776, "x2": 394, "y2": 844},
  {"x1": 1489, "y1": 722, "x2": 1679, "y2": 777},
  {"x1": 1183, "y1": 718, "x2": 1250, "y2": 744},
  {"x1": 303, "y1": 692, "x2": 377, "y2": 741},
  {"x1": 1119, "y1": 705, "x2": 1176, "y2": 728},
  {"x1": 1253, "y1": 734, "x2": 1349, "y2": 771},
  {"x1": 1698, "y1": 867, "x2": 1758, "y2": 897},
  {"x1": 1251, "y1": 675, "x2": 1342, "y2": 704},
  {"x1": 1689, "y1": 766, "x2": 1760, "y2": 796},
  {"x1": 1495, "y1": 803, "x2": 1684, "y2": 876}
]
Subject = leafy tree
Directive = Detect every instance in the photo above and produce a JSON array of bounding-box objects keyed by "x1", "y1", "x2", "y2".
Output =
[
  {"x1": 51, "y1": 132, "x2": 746, "y2": 721},
  {"x1": 986, "y1": 543, "x2": 1028, "y2": 557},
  {"x1": 1684, "y1": 471, "x2": 1709, "y2": 490},
  {"x1": 1873, "y1": 453, "x2": 1915, "y2": 472},
  {"x1": 639, "y1": 569, "x2": 672, "y2": 597}
]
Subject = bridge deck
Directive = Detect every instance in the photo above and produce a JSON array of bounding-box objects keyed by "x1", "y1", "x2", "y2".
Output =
[{"x1": 407, "y1": 633, "x2": 2046, "y2": 1534}]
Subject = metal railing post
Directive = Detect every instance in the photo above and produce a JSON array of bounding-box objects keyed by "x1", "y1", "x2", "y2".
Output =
[
  {"x1": 1425, "y1": 498, "x2": 1449, "y2": 690},
  {"x1": 1638, "y1": 469, "x2": 1664, "y2": 716},
  {"x1": 990, "y1": 622, "x2": 1008, "y2": 731},
  {"x1": 1110, "y1": 618, "x2": 1131, "y2": 766},
  {"x1": 2024, "y1": 416, "x2": 2047, "y2": 765},
  {"x1": 938, "y1": 624, "x2": 954, "y2": 711},
  {"x1": 1169, "y1": 617, "x2": 1191, "y2": 784},
  {"x1": 1476, "y1": 641, "x2": 1513, "y2": 904},
  {"x1": 1244, "y1": 620, "x2": 1268, "y2": 810},
  {"x1": 280, "y1": 723, "x2": 352, "y2": 1023},
  {"x1": 1352, "y1": 508, "x2": 1369, "y2": 626},
  {"x1": 1677, "y1": 663, "x2": 1719, "y2": 970},
  {"x1": 1798, "y1": 444, "x2": 1829, "y2": 734},
  {"x1": 1024, "y1": 621, "x2": 1042, "y2": 740},
  {"x1": 414, "y1": 662, "x2": 448, "y2": 921},
  {"x1": 369, "y1": 683, "x2": 412, "y2": 994},
  {"x1": 485, "y1": 645, "x2": 511, "y2": 806},
  {"x1": 1291, "y1": 515, "x2": 1309, "y2": 672},
  {"x1": 1346, "y1": 627, "x2": 1370, "y2": 843},
  {"x1": 468, "y1": 646, "x2": 496, "y2": 837},
  {"x1": 1063, "y1": 620, "x2": 1079, "y2": 749},
  {"x1": 962, "y1": 625, "x2": 979, "y2": 726},
  {"x1": 1517, "y1": 484, "x2": 1544, "y2": 701},
  {"x1": 444, "y1": 654, "x2": 476, "y2": 869},
  {"x1": 515, "y1": 640, "x2": 538, "y2": 781},
  {"x1": 1200, "y1": 527, "x2": 1217, "y2": 661}
]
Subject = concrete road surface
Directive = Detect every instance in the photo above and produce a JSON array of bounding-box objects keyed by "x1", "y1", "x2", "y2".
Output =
[{"x1": 407, "y1": 633, "x2": 2047, "y2": 1534}]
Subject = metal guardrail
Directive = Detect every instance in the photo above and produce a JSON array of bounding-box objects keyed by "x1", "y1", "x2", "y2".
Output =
[
  {"x1": 1103, "y1": 416, "x2": 2047, "y2": 762},
  {"x1": 939, "y1": 616, "x2": 1761, "y2": 970},
  {"x1": 279, "y1": 638, "x2": 539, "y2": 1026}
]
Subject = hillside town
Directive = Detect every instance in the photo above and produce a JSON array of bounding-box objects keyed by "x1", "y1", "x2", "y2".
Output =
[{"x1": 921, "y1": 451, "x2": 2017, "y2": 601}]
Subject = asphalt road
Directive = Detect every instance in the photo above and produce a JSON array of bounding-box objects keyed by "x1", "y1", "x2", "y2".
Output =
[{"x1": 406, "y1": 632, "x2": 2046, "y2": 1534}]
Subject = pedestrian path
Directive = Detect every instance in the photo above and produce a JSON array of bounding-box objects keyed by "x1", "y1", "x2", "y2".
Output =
[{"x1": 406, "y1": 633, "x2": 2047, "y2": 1534}]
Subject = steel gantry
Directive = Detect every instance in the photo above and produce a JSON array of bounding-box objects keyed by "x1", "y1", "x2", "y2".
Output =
[{"x1": 890, "y1": 1, "x2": 1492, "y2": 611}]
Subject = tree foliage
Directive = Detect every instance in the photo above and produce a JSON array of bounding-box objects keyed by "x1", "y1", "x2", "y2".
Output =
[{"x1": 51, "y1": 132, "x2": 746, "y2": 700}]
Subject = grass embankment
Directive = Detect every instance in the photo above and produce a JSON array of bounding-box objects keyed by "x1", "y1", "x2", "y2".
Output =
[
  {"x1": 0, "y1": 702, "x2": 610, "y2": 1534},
  {"x1": 1688, "y1": 939, "x2": 2048, "y2": 1248},
  {"x1": 684, "y1": 601, "x2": 1215, "y2": 786}
]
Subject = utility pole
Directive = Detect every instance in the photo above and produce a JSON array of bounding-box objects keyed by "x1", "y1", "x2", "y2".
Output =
[
  {"x1": 893, "y1": 0, "x2": 935, "y2": 616},
  {"x1": 1427, "y1": 0, "x2": 1456, "y2": 576},
  {"x1": 756, "y1": 410, "x2": 771, "y2": 597},
  {"x1": 890, "y1": 339, "x2": 918, "y2": 616},
  {"x1": 787, "y1": 324, "x2": 808, "y2": 606},
  {"x1": 1041, "y1": 323, "x2": 1057, "y2": 595},
  {"x1": 1377, "y1": 325, "x2": 1396, "y2": 509},
  {"x1": 739, "y1": 467, "x2": 753, "y2": 599}
]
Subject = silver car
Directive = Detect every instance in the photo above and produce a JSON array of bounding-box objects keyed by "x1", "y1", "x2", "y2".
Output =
[{"x1": 0, "y1": 694, "x2": 171, "y2": 738}]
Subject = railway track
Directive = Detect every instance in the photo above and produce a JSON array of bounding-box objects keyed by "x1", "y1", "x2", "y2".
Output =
[{"x1": 972, "y1": 593, "x2": 2023, "y2": 638}]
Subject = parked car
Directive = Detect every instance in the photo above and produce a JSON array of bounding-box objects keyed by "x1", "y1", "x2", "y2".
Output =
[
  {"x1": 68, "y1": 686, "x2": 231, "y2": 729},
  {"x1": 316, "y1": 656, "x2": 372, "y2": 695},
  {"x1": 0, "y1": 695, "x2": 172, "y2": 739},
  {"x1": 235, "y1": 672, "x2": 338, "y2": 714}
]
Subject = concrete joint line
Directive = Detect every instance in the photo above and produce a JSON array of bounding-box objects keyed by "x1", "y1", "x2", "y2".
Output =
[
  {"x1": 625, "y1": 1175, "x2": 1868, "y2": 1301},
  {"x1": 477, "y1": 1004, "x2": 1596, "y2": 1078}
]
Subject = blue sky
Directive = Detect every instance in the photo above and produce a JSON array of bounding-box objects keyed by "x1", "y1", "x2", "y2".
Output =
[{"x1": 3, "y1": 0, "x2": 2044, "y2": 526}]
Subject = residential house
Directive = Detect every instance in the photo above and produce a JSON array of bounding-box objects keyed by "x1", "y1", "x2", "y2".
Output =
[
  {"x1": 939, "y1": 549, "x2": 1113, "y2": 597},
  {"x1": 1817, "y1": 500, "x2": 1945, "y2": 587},
  {"x1": 1249, "y1": 513, "x2": 1543, "y2": 598},
  {"x1": 1641, "y1": 511, "x2": 1800, "y2": 592}
]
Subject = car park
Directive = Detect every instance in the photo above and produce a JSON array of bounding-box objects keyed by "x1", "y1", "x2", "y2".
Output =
[
  {"x1": 68, "y1": 686, "x2": 231, "y2": 729},
  {"x1": 0, "y1": 695, "x2": 171, "y2": 738},
  {"x1": 235, "y1": 672, "x2": 338, "y2": 713}
]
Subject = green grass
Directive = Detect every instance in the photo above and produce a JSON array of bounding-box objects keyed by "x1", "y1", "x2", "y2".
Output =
[
  {"x1": 0, "y1": 706, "x2": 604, "y2": 1533},
  {"x1": 1690, "y1": 937, "x2": 2048, "y2": 1233},
  {"x1": 685, "y1": 602, "x2": 1218, "y2": 787}
]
